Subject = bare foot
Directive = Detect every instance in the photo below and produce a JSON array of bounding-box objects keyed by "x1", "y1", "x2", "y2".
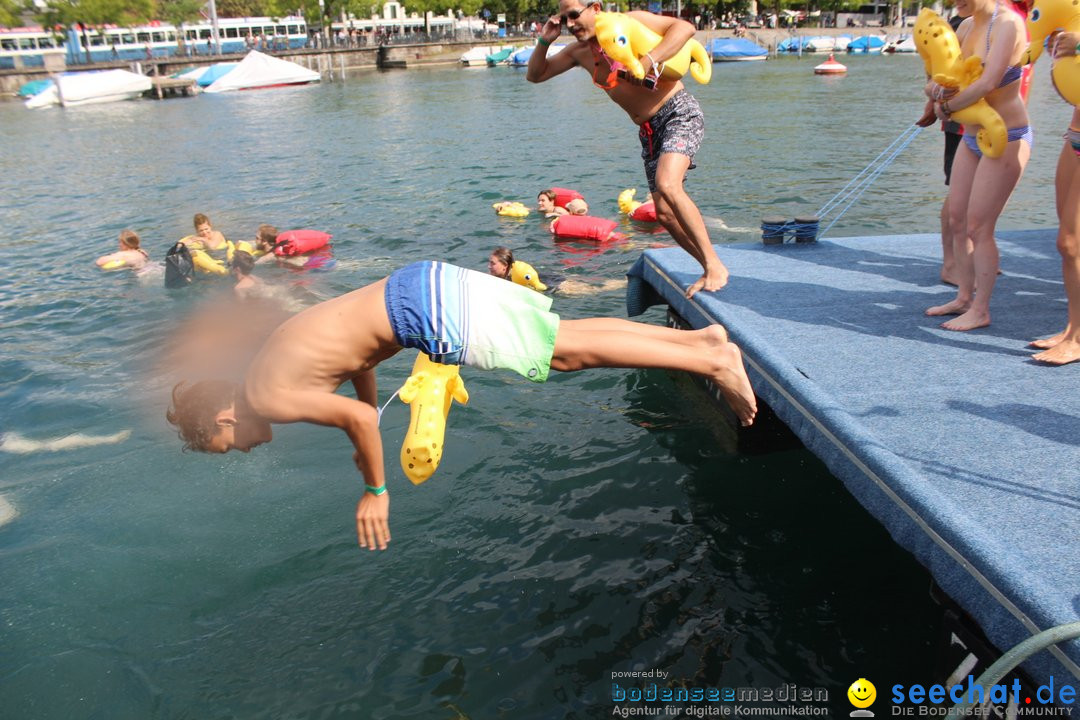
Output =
[
  {"x1": 686, "y1": 264, "x2": 730, "y2": 299},
  {"x1": 926, "y1": 299, "x2": 969, "y2": 317},
  {"x1": 710, "y1": 343, "x2": 757, "y2": 426},
  {"x1": 1032, "y1": 338, "x2": 1080, "y2": 365},
  {"x1": 942, "y1": 308, "x2": 990, "y2": 331},
  {"x1": 1029, "y1": 330, "x2": 1066, "y2": 349},
  {"x1": 701, "y1": 322, "x2": 729, "y2": 346}
]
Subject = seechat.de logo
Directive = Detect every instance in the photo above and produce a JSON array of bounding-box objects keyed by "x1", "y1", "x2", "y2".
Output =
[{"x1": 848, "y1": 678, "x2": 877, "y2": 717}]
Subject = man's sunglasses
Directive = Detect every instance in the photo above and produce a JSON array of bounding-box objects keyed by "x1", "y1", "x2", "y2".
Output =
[{"x1": 561, "y1": 3, "x2": 596, "y2": 23}]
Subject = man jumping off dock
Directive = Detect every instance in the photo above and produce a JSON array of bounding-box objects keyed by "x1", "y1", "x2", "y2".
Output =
[{"x1": 527, "y1": 0, "x2": 726, "y2": 298}]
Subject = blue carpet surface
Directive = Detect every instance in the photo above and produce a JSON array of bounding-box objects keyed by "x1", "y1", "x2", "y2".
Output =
[{"x1": 627, "y1": 229, "x2": 1080, "y2": 688}]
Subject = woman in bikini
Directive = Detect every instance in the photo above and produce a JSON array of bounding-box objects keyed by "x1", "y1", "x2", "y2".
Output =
[
  {"x1": 1030, "y1": 33, "x2": 1080, "y2": 364},
  {"x1": 925, "y1": 0, "x2": 1030, "y2": 331}
]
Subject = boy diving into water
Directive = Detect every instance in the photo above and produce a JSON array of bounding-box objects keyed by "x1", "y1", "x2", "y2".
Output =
[{"x1": 167, "y1": 261, "x2": 757, "y2": 551}]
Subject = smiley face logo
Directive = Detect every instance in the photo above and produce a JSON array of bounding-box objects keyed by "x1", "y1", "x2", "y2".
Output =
[{"x1": 847, "y1": 678, "x2": 877, "y2": 709}]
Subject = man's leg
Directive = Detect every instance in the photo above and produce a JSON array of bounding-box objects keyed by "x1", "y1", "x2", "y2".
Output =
[
  {"x1": 652, "y1": 152, "x2": 728, "y2": 298},
  {"x1": 550, "y1": 318, "x2": 756, "y2": 426}
]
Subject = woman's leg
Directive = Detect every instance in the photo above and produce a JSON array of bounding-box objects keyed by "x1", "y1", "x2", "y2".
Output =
[
  {"x1": 550, "y1": 318, "x2": 757, "y2": 426},
  {"x1": 943, "y1": 136, "x2": 1029, "y2": 331},
  {"x1": 1032, "y1": 138, "x2": 1080, "y2": 364},
  {"x1": 927, "y1": 142, "x2": 978, "y2": 316}
]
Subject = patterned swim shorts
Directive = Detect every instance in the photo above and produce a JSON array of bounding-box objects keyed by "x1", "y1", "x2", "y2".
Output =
[{"x1": 638, "y1": 89, "x2": 704, "y2": 192}]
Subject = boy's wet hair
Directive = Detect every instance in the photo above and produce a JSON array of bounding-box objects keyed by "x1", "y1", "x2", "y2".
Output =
[
  {"x1": 256, "y1": 224, "x2": 278, "y2": 247},
  {"x1": 166, "y1": 380, "x2": 235, "y2": 452},
  {"x1": 232, "y1": 250, "x2": 255, "y2": 275}
]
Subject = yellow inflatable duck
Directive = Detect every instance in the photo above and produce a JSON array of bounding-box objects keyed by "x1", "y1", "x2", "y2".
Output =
[
  {"x1": 1023, "y1": 0, "x2": 1080, "y2": 106},
  {"x1": 618, "y1": 188, "x2": 643, "y2": 215},
  {"x1": 913, "y1": 8, "x2": 1007, "y2": 158},
  {"x1": 493, "y1": 201, "x2": 530, "y2": 218},
  {"x1": 180, "y1": 234, "x2": 237, "y2": 275},
  {"x1": 594, "y1": 11, "x2": 712, "y2": 85},
  {"x1": 510, "y1": 260, "x2": 548, "y2": 292},
  {"x1": 397, "y1": 352, "x2": 469, "y2": 484}
]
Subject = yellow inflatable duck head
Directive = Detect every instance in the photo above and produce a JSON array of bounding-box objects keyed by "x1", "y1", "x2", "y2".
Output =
[
  {"x1": 913, "y1": 8, "x2": 1007, "y2": 157},
  {"x1": 510, "y1": 260, "x2": 548, "y2": 292},
  {"x1": 397, "y1": 352, "x2": 469, "y2": 484},
  {"x1": 1024, "y1": 0, "x2": 1080, "y2": 105},
  {"x1": 618, "y1": 188, "x2": 643, "y2": 215},
  {"x1": 594, "y1": 11, "x2": 712, "y2": 84},
  {"x1": 493, "y1": 201, "x2": 530, "y2": 218}
]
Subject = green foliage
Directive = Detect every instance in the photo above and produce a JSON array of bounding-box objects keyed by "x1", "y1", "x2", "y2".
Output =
[
  {"x1": 39, "y1": 0, "x2": 154, "y2": 27},
  {"x1": 156, "y1": 0, "x2": 204, "y2": 27},
  {"x1": 1, "y1": 0, "x2": 26, "y2": 27}
]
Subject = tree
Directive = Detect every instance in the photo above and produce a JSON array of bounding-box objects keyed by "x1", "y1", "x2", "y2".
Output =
[
  {"x1": 39, "y1": 0, "x2": 153, "y2": 62},
  {"x1": 157, "y1": 0, "x2": 204, "y2": 55},
  {"x1": 1, "y1": 0, "x2": 27, "y2": 27}
]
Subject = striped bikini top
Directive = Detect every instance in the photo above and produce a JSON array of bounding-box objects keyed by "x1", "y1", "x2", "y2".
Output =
[{"x1": 983, "y1": 0, "x2": 1023, "y2": 88}]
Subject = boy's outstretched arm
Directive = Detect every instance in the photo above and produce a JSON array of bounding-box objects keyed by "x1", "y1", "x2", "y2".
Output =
[{"x1": 247, "y1": 388, "x2": 391, "y2": 551}]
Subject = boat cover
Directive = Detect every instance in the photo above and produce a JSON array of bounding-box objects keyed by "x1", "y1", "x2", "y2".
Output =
[
  {"x1": 707, "y1": 38, "x2": 768, "y2": 60},
  {"x1": 204, "y1": 51, "x2": 319, "y2": 93},
  {"x1": 55, "y1": 69, "x2": 151, "y2": 106}
]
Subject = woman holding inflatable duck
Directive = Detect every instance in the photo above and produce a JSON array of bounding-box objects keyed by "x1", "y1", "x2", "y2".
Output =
[
  {"x1": 1028, "y1": 31, "x2": 1080, "y2": 364},
  {"x1": 526, "y1": 0, "x2": 727, "y2": 299},
  {"x1": 923, "y1": 0, "x2": 1030, "y2": 331}
]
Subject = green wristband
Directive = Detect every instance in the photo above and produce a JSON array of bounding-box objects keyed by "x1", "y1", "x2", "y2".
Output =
[
  {"x1": 538, "y1": 37, "x2": 552, "y2": 47},
  {"x1": 365, "y1": 484, "x2": 388, "y2": 496},
  {"x1": 1075, "y1": 41, "x2": 1080, "y2": 56}
]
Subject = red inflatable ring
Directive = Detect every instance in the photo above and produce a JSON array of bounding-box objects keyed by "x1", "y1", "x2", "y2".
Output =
[{"x1": 275, "y1": 229, "x2": 332, "y2": 257}]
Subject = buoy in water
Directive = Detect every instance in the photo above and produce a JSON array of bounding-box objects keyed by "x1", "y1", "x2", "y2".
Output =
[{"x1": 814, "y1": 54, "x2": 847, "y2": 75}]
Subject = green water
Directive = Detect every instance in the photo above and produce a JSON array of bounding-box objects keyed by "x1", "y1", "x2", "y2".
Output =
[{"x1": 0, "y1": 54, "x2": 1066, "y2": 718}]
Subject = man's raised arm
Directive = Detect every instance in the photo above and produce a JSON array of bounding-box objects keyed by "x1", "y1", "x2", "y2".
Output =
[{"x1": 527, "y1": 16, "x2": 577, "y2": 83}]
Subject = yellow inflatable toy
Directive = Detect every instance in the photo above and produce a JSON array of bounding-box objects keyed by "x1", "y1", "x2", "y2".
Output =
[
  {"x1": 180, "y1": 235, "x2": 237, "y2": 275},
  {"x1": 397, "y1": 352, "x2": 469, "y2": 484},
  {"x1": 618, "y1": 188, "x2": 642, "y2": 215},
  {"x1": 594, "y1": 11, "x2": 712, "y2": 85},
  {"x1": 914, "y1": 8, "x2": 1007, "y2": 158},
  {"x1": 493, "y1": 201, "x2": 530, "y2": 218},
  {"x1": 510, "y1": 260, "x2": 548, "y2": 292},
  {"x1": 1023, "y1": 0, "x2": 1080, "y2": 106}
]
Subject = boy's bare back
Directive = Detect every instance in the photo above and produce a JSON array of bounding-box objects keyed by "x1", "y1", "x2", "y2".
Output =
[{"x1": 243, "y1": 278, "x2": 400, "y2": 421}]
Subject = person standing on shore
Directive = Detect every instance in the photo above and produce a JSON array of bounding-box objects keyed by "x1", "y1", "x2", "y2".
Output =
[{"x1": 526, "y1": 1, "x2": 728, "y2": 299}]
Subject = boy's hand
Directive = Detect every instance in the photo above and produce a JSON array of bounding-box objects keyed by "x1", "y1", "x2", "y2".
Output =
[{"x1": 356, "y1": 492, "x2": 390, "y2": 550}]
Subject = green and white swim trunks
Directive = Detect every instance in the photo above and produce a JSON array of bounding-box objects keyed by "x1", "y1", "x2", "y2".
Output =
[{"x1": 384, "y1": 261, "x2": 560, "y2": 382}]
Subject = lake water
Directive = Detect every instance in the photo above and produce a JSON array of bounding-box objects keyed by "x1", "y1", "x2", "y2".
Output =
[{"x1": 0, "y1": 53, "x2": 1067, "y2": 718}]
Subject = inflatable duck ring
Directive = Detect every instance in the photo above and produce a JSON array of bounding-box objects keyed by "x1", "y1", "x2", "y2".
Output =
[
  {"x1": 617, "y1": 188, "x2": 658, "y2": 222},
  {"x1": 510, "y1": 260, "x2": 548, "y2": 292},
  {"x1": 494, "y1": 201, "x2": 531, "y2": 217},
  {"x1": 397, "y1": 352, "x2": 469, "y2": 484},
  {"x1": 914, "y1": 8, "x2": 1007, "y2": 158},
  {"x1": 595, "y1": 11, "x2": 712, "y2": 84},
  {"x1": 1023, "y1": 0, "x2": 1080, "y2": 106}
]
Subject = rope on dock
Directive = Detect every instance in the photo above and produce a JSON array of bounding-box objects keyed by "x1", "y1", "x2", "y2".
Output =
[
  {"x1": 950, "y1": 621, "x2": 1080, "y2": 715},
  {"x1": 813, "y1": 123, "x2": 924, "y2": 240}
]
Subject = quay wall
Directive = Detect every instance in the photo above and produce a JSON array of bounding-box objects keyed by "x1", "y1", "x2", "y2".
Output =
[{"x1": 0, "y1": 27, "x2": 895, "y2": 98}]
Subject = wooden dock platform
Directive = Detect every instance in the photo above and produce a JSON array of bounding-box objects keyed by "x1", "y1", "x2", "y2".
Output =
[{"x1": 147, "y1": 76, "x2": 198, "y2": 99}]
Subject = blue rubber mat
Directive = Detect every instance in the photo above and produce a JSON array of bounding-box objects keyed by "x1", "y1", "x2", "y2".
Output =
[{"x1": 627, "y1": 229, "x2": 1080, "y2": 688}]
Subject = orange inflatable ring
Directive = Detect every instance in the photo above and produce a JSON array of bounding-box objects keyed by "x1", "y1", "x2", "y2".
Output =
[
  {"x1": 549, "y1": 186, "x2": 584, "y2": 209},
  {"x1": 274, "y1": 229, "x2": 332, "y2": 257},
  {"x1": 550, "y1": 215, "x2": 621, "y2": 242},
  {"x1": 630, "y1": 203, "x2": 657, "y2": 222}
]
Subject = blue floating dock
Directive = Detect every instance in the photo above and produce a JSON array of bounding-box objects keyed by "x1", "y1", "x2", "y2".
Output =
[{"x1": 627, "y1": 229, "x2": 1080, "y2": 688}]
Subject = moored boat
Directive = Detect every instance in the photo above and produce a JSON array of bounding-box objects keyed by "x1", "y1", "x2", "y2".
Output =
[
  {"x1": 202, "y1": 51, "x2": 319, "y2": 92},
  {"x1": 707, "y1": 37, "x2": 768, "y2": 61}
]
